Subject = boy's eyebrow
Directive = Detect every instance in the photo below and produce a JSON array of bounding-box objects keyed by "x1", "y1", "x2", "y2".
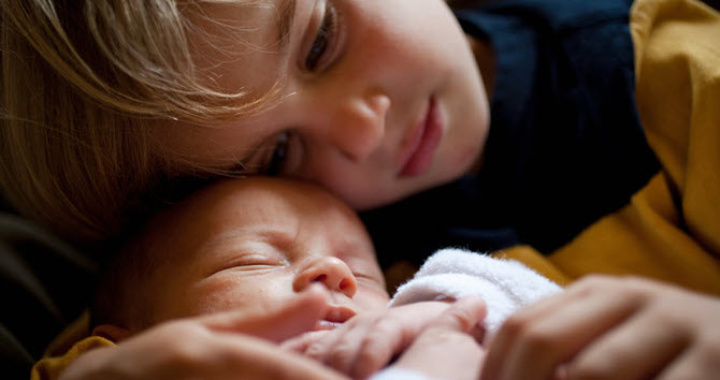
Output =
[{"x1": 276, "y1": 0, "x2": 297, "y2": 52}]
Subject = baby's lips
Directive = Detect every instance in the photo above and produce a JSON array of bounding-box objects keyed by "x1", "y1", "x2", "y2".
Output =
[
  {"x1": 324, "y1": 305, "x2": 356, "y2": 324},
  {"x1": 312, "y1": 320, "x2": 342, "y2": 331},
  {"x1": 307, "y1": 305, "x2": 356, "y2": 332}
]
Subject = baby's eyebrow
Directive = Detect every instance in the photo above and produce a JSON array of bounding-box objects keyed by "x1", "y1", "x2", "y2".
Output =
[{"x1": 201, "y1": 227, "x2": 295, "y2": 255}]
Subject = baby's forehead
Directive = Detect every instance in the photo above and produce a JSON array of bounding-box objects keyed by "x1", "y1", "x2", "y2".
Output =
[
  {"x1": 160, "y1": 178, "x2": 353, "y2": 231},
  {"x1": 142, "y1": 178, "x2": 365, "y2": 255},
  {"x1": 197, "y1": 178, "x2": 333, "y2": 212},
  {"x1": 206, "y1": 177, "x2": 340, "y2": 206}
]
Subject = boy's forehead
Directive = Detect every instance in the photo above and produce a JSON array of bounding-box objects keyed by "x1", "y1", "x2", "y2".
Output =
[
  {"x1": 194, "y1": 0, "x2": 294, "y2": 39},
  {"x1": 188, "y1": 0, "x2": 294, "y2": 95}
]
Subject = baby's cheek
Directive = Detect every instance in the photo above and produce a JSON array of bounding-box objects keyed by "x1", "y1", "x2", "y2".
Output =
[{"x1": 356, "y1": 289, "x2": 392, "y2": 312}]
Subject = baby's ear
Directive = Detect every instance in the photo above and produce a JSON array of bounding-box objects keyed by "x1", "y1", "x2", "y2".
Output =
[{"x1": 92, "y1": 324, "x2": 131, "y2": 343}]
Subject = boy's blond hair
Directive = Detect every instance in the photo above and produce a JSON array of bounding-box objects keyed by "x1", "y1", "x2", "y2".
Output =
[{"x1": 0, "y1": 0, "x2": 284, "y2": 243}]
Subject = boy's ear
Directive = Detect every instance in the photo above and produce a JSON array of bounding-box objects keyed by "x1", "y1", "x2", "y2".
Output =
[{"x1": 92, "y1": 324, "x2": 132, "y2": 343}]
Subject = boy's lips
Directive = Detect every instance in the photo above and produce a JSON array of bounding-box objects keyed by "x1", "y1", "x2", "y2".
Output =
[
  {"x1": 398, "y1": 97, "x2": 443, "y2": 177},
  {"x1": 311, "y1": 305, "x2": 356, "y2": 331}
]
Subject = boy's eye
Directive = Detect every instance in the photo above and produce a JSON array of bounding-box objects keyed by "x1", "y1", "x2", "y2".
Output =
[
  {"x1": 305, "y1": 1, "x2": 337, "y2": 71},
  {"x1": 266, "y1": 132, "x2": 289, "y2": 176}
]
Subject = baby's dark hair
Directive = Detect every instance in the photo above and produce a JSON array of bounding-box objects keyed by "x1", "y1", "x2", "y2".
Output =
[
  {"x1": 90, "y1": 220, "x2": 171, "y2": 334},
  {"x1": 90, "y1": 177, "x2": 213, "y2": 333}
]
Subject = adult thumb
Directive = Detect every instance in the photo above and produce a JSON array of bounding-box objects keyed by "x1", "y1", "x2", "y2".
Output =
[
  {"x1": 433, "y1": 296, "x2": 487, "y2": 340},
  {"x1": 202, "y1": 284, "x2": 330, "y2": 343}
]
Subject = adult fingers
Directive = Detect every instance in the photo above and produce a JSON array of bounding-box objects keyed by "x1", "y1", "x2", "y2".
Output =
[
  {"x1": 211, "y1": 333, "x2": 350, "y2": 380},
  {"x1": 483, "y1": 277, "x2": 645, "y2": 380},
  {"x1": 565, "y1": 309, "x2": 688, "y2": 379},
  {"x1": 482, "y1": 281, "x2": 588, "y2": 378},
  {"x1": 58, "y1": 323, "x2": 349, "y2": 380},
  {"x1": 203, "y1": 284, "x2": 330, "y2": 342},
  {"x1": 657, "y1": 345, "x2": 720, "y2": 380}
]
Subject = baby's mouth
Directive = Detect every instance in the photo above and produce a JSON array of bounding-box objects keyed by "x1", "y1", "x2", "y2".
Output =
[
  {"x1": 314, "y1": 320, "x2": 342, "y2": 330},
  {"x1": 312, "y1": 306, "x2": 356, "y2": 331}
]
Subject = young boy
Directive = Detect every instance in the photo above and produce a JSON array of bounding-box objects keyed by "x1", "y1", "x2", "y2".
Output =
[
  {"x1": 3, "y1": 0, "x2": 718, "y2": 294},
  {"x1": 32, "y1": 177, "x2": 561, "y2": 380}
]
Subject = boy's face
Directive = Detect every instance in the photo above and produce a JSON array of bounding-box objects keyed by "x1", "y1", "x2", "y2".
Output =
[
  {"x1": 167, "y1": 0, "x2": 490, "y2": 211},
  {"x1": 137, "y1": 178, "x2": 390, "y2": 332}
]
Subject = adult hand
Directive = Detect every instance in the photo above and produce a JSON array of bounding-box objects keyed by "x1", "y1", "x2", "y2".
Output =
[
  {"x1": 481, "y1": 275, "x2": 720, "y2": 380},
  {"x1": 59, "y1": 285, "x2": 348, "y2": 380}
]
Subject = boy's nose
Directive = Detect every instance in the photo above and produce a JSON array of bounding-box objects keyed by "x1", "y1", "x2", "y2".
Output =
[
  {"x1": 293, "y1": 256, "x2": 358, "y2": 298},
  {"x1": 329, "y1": 91, "x2": 389, "y2": 162}
]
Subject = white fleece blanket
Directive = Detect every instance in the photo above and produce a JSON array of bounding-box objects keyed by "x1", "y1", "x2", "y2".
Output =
[{"x1": 389, "y1": 248, "x2": 563, "y2": 336}]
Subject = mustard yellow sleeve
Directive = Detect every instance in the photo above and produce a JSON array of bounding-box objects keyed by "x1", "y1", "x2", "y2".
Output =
[
  {"x1": 549, "y1": 174, "x2": 720, "y2": 295},
  {"x1": 30, "y1": 337, "x2": 116, "y2": 380},
  {"x1": 632, "y1": 0, "x2": 720, "y2": 256},
  {"x1": 547, "y1": 0, "x2": 720, "y2": 295}
]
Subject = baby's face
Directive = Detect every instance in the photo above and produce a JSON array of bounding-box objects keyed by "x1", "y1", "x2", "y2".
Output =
[
  {"x1": 164, "y1": 0, "x2": 490, "y2": 210},
  {"x1": 138, "y1": 178, "x2": 390, "y2": 333}
]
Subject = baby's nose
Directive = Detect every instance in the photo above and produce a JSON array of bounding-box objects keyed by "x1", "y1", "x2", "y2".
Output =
[{"x1": 293, "y1": 256, "x2": 358, "y2": 298}]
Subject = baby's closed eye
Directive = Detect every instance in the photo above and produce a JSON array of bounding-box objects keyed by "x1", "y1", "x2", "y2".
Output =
[{"x1": 208, "y1": 249, "x2": 290, "y2": 277}]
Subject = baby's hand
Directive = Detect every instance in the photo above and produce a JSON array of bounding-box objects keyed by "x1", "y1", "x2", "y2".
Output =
[
  {"x1": 391, "y1": 297, "x2": 488, "y2": 380},
  {"x1": 482, "y1": 275, "x2": 720, "y2": 380},
  {"x1": 283, "y1": 299, "x2": 486, "y2": 380}
]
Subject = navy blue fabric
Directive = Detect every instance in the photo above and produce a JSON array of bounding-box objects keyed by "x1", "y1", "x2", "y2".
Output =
[{"x1": 362, "y1": 0, "x2": 659, "y2": 268}]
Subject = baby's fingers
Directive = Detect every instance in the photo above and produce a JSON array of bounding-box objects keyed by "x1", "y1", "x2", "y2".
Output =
[
  {"x1": 390, "y1": 297, "x2": 488, "y2": 380},
  {"x1": 350, "y1": 297, "x2": 486, "y2": 379},
  {"x1": 297, "y1": 317, "x2": 377, "y2": 378},
  {"x1": 282, "y1": 330, "x2": 330, "y2": 353},
  {"x1": 323, "y1": 317, "x2": 400, "y2": 379}
]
